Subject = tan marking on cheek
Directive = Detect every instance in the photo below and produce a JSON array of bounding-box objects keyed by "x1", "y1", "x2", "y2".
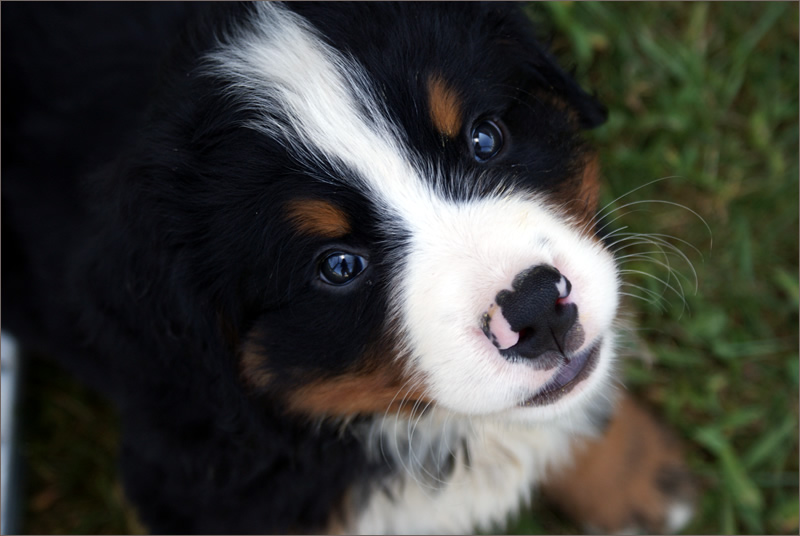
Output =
[
  {"x1": 285, "y1": 368, "x2": 431, "y2": 417},
  {"x1": 239, "y1": 338, "x2": 273, "y2": 388},
  {"x1": 427, "y1": 75, "x2": 463, "y2": 138},
  {"x1": 286, "y1": 199, "x2": 351, "y2": 238},
  {"x1": 578, "y1": 153, "x2": 601, "y2": 216},
  {"x1": 555, "y1": 153, "x2": 602, "y2": 234},
  {"x1": 287, "y1": 332, "x2": 431, "y2": 416},
  {"x1": 242, "y1": 325, "x2": 431, "y2": 416}
]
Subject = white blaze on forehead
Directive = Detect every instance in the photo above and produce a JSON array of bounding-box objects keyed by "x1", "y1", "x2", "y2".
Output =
[
  {"x1": 204, "y1": 2, "x2": 428, "y2": 223},
  {"x1": 205, "y1": 3, "x2": 620, "y2": 417}
]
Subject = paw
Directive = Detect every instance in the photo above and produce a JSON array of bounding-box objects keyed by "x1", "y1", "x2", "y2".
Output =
[{"x1": 542, "y1": 395, "x2": 696, "y2": 534}]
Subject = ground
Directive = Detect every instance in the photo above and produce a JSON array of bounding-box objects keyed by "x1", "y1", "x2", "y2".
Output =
[{"x1": 17, "y1": 2, "x2": 799, "y2": 534}]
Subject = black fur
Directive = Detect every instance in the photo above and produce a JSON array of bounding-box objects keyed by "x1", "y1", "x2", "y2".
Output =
[{"x1": 2, "y1": 2, "x2": 606, "y2": 532}]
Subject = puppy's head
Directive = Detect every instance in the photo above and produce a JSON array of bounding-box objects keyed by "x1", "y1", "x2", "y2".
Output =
[{"x1": 153, "y1": 3, "x2": 617, "y2": 423}]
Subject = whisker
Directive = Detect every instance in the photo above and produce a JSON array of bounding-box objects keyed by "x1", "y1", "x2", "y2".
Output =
[
  {"x1": 379, "y1": 375, "x2": 427, "y2": 486},
  {"x1": 580, "y1": 176, "x2": 681, "y2": 235},
  {"x1": 601, "y1": 199, "x2": 713, "y2": 251},
  {"x1": 611, "y1": 233, "x2": 699, "y2": 294},
  {"x1": 592, "y1": 208, "x2": 652, "y2": 239},
  {"x1": 409, "y1": 400, "x2": 453, "y2": 489},
  {"x1": 619, "y1": 285, "x2": 668, "y2": 311},
  {"x1": 619, "y1": 269, "x2": 689, "y2": 317}
]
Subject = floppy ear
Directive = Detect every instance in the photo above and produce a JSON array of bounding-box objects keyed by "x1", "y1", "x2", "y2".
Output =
[
  {"x1": 530, "y1": 47, "x2": 609, "y2": 130},
  {"x1": 554, "y1": 63, "x2": 608, "y2": 130},
  {"x1": 498, "y1": 5, "x2": 608, "y2": 130}
]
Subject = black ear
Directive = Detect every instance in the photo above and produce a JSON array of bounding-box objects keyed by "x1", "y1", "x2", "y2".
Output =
[
  {"x1": 556, "y1": 63, "x2": 608, "y2": 130},
  {"x1": 529, "y1": 47, "x2": 608, "y2": 130},
  {"x1": 497, "y1": 4, "x2": 608, "y2": 130}
]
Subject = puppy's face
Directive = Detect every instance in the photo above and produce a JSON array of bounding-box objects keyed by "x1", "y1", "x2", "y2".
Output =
[{"x1": 164, "y1": 3, "x2": 618, "y2": 422}]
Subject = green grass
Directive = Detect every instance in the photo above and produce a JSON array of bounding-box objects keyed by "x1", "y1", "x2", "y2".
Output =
[
  {"x1": 19, "y1": 2, "x2": 799, "y2": 534},
  {"x1": 510, "y1": 2, "x2": 799, "y2": 534},
  {"x1": 20, "y1": 358, "x2": 145, "y2": 535}
]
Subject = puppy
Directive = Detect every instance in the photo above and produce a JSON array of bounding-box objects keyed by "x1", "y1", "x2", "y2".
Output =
[{"x1": 1, "y1": 2, "x2": 694, "y2": 533}]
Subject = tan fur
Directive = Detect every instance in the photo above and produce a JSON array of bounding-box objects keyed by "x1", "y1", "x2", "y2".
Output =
[
  {"x1": 575, "y1": 153, "x2": 601, "y2": 229},
  {"x1": 285, "y1": 368, "x2": 430, "y2": 416},
  {"x1": 286, "y1": 199, "x2": 351, "y2": 238},
  {"x1": 239, "y1": 339, "x2": 273, "y2": 388},
  {"x1": 549, "y1": 152, "x2": 602, "y2": 235},
  {"x1": 240, "y1": 327, "x2": 430, "y2": 416},
  {"x1": 542, "y1": 394, "x2": 695, "y2": 533},
  {"x1": 427, "y1": 75, "x2": 463, "y2": 138}
]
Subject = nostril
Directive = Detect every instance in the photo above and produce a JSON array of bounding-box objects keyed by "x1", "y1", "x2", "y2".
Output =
[
  {"x1": 490, "y1": 264, "x2": 579, "y2": 361},
  {"x1": 501, "y1": 305, "x2": 578, "y2": 361},
  {"x1": 498, "y1": 325, "x2": 535, "y2": 358},
  {"x1": 517, "y1": 327, "x2": 534, "y2": 345}
]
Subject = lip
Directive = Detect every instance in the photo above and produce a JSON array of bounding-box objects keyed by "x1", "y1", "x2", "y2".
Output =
[{"x1": 518, "y1": 340, "x2": 601, "y2": 407}]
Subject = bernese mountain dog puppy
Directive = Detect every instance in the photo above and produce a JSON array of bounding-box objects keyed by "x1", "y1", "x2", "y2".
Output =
[{"x1": 2, "y1": 2, "x2": 695, "y2": 534}]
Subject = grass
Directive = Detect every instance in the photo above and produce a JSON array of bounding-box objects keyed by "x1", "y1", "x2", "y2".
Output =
[
  {"x1": 18, "y1": 2, "x2": 799, "y2": 534},
  {"x1": 510, "y1": 2, "x2": 799, "y2": 534},
  {"x1": 20, "y1": 357, "x2": 146, "y2": 535}
]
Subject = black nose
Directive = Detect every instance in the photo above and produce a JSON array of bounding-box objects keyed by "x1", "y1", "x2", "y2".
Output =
[{"x1": 495, "y1": 265, "x2": 578, "y2": 360}]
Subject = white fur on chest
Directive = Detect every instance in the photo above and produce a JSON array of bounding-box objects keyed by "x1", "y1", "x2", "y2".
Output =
[{"x1": 349, "y1": 410, "x2": 594, "y2": 534}]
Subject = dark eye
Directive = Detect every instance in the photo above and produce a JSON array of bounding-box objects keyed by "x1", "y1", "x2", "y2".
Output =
[
  {"x1": 319, "y1": 252, "x2": 368, "y2": 285},
  {"x1": 471, "y1": 120, "x2": 504, "y2": 162}
]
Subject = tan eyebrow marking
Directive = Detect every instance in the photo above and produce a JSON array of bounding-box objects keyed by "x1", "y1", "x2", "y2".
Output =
[
  {"x1": 285, "y1": 199, "x2": 351, "y2": 238},
  {"x1": 427, "y1": 74, "x2": 464, "y2": 138}
]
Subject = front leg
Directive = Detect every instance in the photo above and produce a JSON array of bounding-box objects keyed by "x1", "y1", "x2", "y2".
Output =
[{"x1": 542, "y1": 394, "x2": 696, "y2": 534}]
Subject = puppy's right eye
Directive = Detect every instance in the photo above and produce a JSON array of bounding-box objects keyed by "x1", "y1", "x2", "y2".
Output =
[
  {"x1": 319, "y1": 252, "x2": 368, "y2": 286},
  {"x1": 471, "y1": 119, "x2": 504, "y2": 162}
]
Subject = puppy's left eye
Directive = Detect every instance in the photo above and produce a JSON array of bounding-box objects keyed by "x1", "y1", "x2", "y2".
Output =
[
  {"x1": 319, "y1": 252, "x2": 368, "y2": 286},
  {"x1": 471, "y1": 120, "x2": 504, "y2": 162}
]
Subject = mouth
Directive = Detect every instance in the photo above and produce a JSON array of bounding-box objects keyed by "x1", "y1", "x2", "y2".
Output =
[{"x1": 518, "y1": 340, "x2": 601, "y2": 407}]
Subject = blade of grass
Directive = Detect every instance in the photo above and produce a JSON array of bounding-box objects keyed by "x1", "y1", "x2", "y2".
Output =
[
  {"x1": 694, "y1": 428, "x2": 764, "y2": 512},
  {"x1": 721, "y1": 3, "x2": 790, "y2": 108},
  {"x1": 743, "y1": 416, "x2": 797, "y2": 470}
]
